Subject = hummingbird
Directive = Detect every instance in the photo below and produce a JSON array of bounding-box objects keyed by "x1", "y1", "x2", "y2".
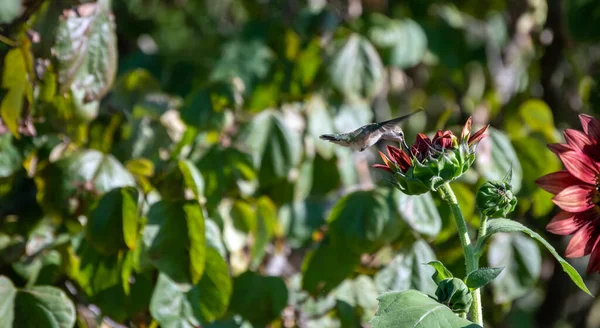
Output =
[{"x1": 319, "y1": 108, "x2": 423, "y2": 152}]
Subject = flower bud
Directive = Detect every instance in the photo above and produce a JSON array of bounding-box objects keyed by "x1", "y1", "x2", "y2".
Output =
[
  {"x1": 372, "y1": 117, "x2": 489, "y2": 195},
  {"x1": 476, "y1": 170, "x2": 517, "y2": 218},
  {"x1": 435, "y1": 278, "x2": 473, "y2": 314}
]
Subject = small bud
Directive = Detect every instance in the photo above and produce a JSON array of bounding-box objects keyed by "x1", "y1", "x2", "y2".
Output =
[
  {"x1": 476, "y1": 168, "x2": 517, "y2": 218},
  {"x1": 435, "y1": 278, "x2": 473, "y2": 314}
]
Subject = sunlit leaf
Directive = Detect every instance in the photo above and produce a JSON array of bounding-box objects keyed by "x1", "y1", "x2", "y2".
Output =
[
  {"x1": 14, "y1": 285, "x2": 76, "y2": 328},
  {"x1": 394, "y1": 190, "x2": 441, "y2": 237},
  {"x1": 476, "y1": 219, "x2": 592, "y2": 297},
  {"x1": 55, "y1": 2, "x2": 117, "y2": 102},
  {"x1": 0, "y1": 276, "x2": 16, "y2": 327},
  {"x1": 0, "y1": 0, "x2": 22, "y2": 23},
  {"x1": 1, "y1": 48, "x2": 28, "y2": 137},
  {"x1": 465, "y1": 267, "x2": 504, "y2": 290},
  {"x1": 371, "y1": 290, "x2": 480, "y2": 328},
  {"x1": 369, "y1": 14, "x2": 428, "y2": 68},
  {"x1": 328, "y1": 34, "x2": 384, "y2": 99}
]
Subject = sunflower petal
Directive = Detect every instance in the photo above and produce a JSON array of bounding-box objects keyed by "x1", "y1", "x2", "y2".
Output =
[
  {"x1": 468, "y1": 124, "x2": 489, "y2": 146},
  {"x1": 546, "y1": 211, "x2": 581, "y2": 235},
  {"x1": 535, "y1": 170, "x2": 585, "y2": 195},
  {"x1": 553, "y1": 184, "x2": 595, "y2": 213},
  {"x1": 558, "y1": 151, "x2": 600, "y2": 182},
  {"x1": 565, "y1": 224, "x2": 595, "y2": 257},
  {"x1": 372, "y1": 164, "x2": 393, "y2": 173},
  {"x1": 579, "y1": 114, "x2": 600, "y2": 140}
]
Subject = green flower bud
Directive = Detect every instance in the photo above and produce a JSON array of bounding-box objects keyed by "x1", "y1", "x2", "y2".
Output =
[
  {"x1": 476, "y1": 169, "x2": 517, "y2": 218},
  {"x1": 435, "y1": 278, "x2": 473, "y2": 314}
]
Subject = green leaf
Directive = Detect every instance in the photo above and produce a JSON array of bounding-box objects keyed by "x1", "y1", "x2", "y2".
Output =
[
  {"x1": 475, "y1": 219, "x2": 592, "y2": 296},
  {"x1": 0, "y1": 134, "x2": 22, "y2": 178},
  {"x1": 369, "y1": 15, "x2": 428, "y2": 68},
  {"x1": 374, "y1": 240, "x2": 438, "y2": 296},
  {"x1": 465, "y1": 267, "x2": 504, "y2": 289},
  {"x1": 150, "y1": 248, "x2": 232, "y2": 326},
  {"x1": 0, "y1": 276, "x2": 16, "y2": 327},
  {"x1": 305, "y1": 95, "x2": 335, "y2": 159},
  {"x1": 144, "y1": 200, "x2": 206, "y2": 287},
  {"x1": 427, "y1": 261, "x2": 453, "y2": 284},
  {"x1": 302, "y1": 237, "x2": 362, "y2": 295},
  {"x1": 86, "y1": 187, "x2": 139, "y2": 255},
  {"x1": 475, "y1": 127, "x2": 523, "y2": 193},
  {"x1": 178, "y1": 160, "x2": 205, "y2": 200},
  {"x1": 279, "y1": 200, "x2": 326, "y2": 248},
  {"x1": 14, "y1": 286, "x2": 76, "y2": 328},
  {"x1": 1, "y1": 48, "x2": 28, "y2": 137},
  {"x1": 35, "y1": 150, "x2": 135, "y2": 218},
  {"x1": 229, "y1": 271, "x2": 288, "y2": 326},
  {"x1": 251, "y1": 196, "x2": 278, "y2": 268},
  {"x1": 394, "y1": 190, "x2": 442, "y2": 237},
  {"x1": 180, "y1": 81, "x2": 236, "y2": 131},
  {"x1": 328, "y1": 190, "x2": 402, "y2": 254},
  {"x1": 238, "y1": 110, "x2": 302, "y2": 186},
  {"x1": 487, "y1": 233, "x2": 540, "y2": 303},
  {"x1": 0, "y1": 0, "x2": 22, "y2": 23},
  {"x1": 55, "y1": 2, "x2": 117, "y2": 102},
  {"x1": 328, "y1": 34, "x2": 384, "y2": 99},
  {"x1": 370, "y1": 290, "x2": 480, "y2": 328}
]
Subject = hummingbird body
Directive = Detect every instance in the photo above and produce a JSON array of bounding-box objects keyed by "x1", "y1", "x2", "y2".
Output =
[{"x1": 319, "y1": 109, "x2": 423, "y2": 152}]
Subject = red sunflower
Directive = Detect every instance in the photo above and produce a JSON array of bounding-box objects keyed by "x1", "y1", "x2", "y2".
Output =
[{"x1": 536, "y1": 114, "x2": 600, "y2": 274}]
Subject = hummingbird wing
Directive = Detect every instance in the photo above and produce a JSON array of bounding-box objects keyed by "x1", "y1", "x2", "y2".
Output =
[{"x1": 377, "y1": 108, "x2": 424, "y2": 131}]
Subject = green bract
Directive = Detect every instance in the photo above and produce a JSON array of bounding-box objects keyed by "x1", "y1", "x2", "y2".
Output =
[
  {"x1": 373, "y1": 117, "x2": 488, "y2": 195},
  {"x1": 435, "y1": 278, "x2": 473, "y2": 314}
]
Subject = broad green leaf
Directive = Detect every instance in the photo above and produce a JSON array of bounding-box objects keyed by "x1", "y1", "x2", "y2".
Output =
[
  {"x1": 302, "y1": 237, "x2": 362, "y2": 296},
  {"x1": 475, "y1": 218, "x2": 592, "y2": 297},
  {"x1": 369, "y1": 14, "x2": 428, "y2": 68},
  {"x1": 370, "y1": 290, "x2": 480, "y2": 328},
  {"x1": 0, "y1": 276, "x2": 16, "y2": 327},
  {"x1": 394, "y1": 190, "x2": 442, "y2": 237},
  {"x1": 185, "y1": 202, "x2": 206, "y2": 284},
  {"x1": 125, "y1": 158, "x2": 155, "y2": 177},
  {"x1": 14, "y1": 285, "x2": 76, "y2": 328},
  {"x1": 475, "y1": 127, "x2": 523, "y2": 193},
  {"x1": 0, "y1": 0, "x2": 22, "y2": 23},
  {"x1": 465, "y1": 267, "x2": 504, "y2": 289},
  {"x1": 230, "y1": 200, "x2": 256, "y2": 233},
  {"x1": 180, "y1": 81, "x2": 236, "y2": 131},
  {"x1": 375, "y1": 240, "x2": 438, "y2": 296},
  {"x1": 144, "y1": 200, "x2": 206, "y2": 287},
  {"x1": 86, "y1": 187, "x2": 139, "y2": 255},
  {"x1": 251, "y1": 196, "x2": 278, "y2": 268},
  {"x1": 75, "y1": 240, "x2": 121, "y2": 295},
  {"x1": 487, "y1": 233, "x2": 541, "y2": 303},
  {"x1": 305, "y1": 95, "x2": 335, "y2": 159},
  {"x1": 328, "y1": 190, "x2": 402, "y2": 254},
  {"x1": 196, "y1": 146, "x2": 256, "y2": 205},
  {"x1": 35, "y1": 150, "x2": 135, "y2": 218},
  {"x1": 210, "y1": 38, "x2": 274, "y2": 95},
  {"x1": 0, "y1": 134, "x2": 22, "y2": 178},
  {"x1": 328, "y1": 34, "x2": 384, "y2": 99},
  {"x1": 150, "y1": 248, "x2": 232, "y2": 326},
  {"x1": 229, "y1": 271, "x2": 288, "y2": 327},
  {"x1": 427, "y1": 261, "x2": 453, "y2": 284},
  {"x1": 108, "y1": 69, "x2": 161, "y2": 110},
  {"x1": 279, "y1": 200, "x2": 326, "y2": 248},
  {"x1": 1, "y1": 48, "x2": 28, "y2": 137},
  {"x1": 238, "y1": 110, "x2": 302, "y2": 186},
  {"x1": 332, "y1": 275, "x2": 379, "y2": 321},
  {"x1": 332, "y1": 99, "x2": 373, "y2": 134},
  {"x1": 55, "y1": 2, "x2": 117, "y2": 102},
  {"x1": 178, "y1": 159, "x2": 205, "y2": 200}
]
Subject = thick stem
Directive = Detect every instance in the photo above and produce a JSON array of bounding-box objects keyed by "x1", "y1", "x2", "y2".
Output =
[
  {"x1": 438, "y1": 183, "x2": 483, "y2": 326},
  {"x1": 478, "y1": 214, "x2": 489, "y2": 242}
]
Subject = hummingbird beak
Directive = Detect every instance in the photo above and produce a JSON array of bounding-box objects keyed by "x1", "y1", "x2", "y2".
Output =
[{"x1": 401, "y1": 138, "x2": 409, "y2": 152}]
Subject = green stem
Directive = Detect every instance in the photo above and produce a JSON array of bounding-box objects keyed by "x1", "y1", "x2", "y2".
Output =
[
  {"x1": 438, "y1": 183, "x2": 482, "y2": 326},
  {"x1": 478, "y1": 214, "x2": 489, "y2": 241}
]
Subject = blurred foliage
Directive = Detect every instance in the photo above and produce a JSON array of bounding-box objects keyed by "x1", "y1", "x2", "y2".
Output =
[{"x1": 0, "y1": 0, "x2": 600, "y2": 327}]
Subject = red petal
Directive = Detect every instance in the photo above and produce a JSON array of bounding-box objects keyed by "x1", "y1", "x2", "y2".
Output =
[
  {"x1": 535, "y1": 170, "x2": 585, "y2": 195},
  {"x1": 386, "y1": 145, "x2": 404, "y2": 164},
  {"x1": 372, "y1": 164, "x2": 393, "y2": 173},
  {"x1": 586, "y1": 240, "x2": 600, "y2": 274},
  {"x1": 546, "y1": 211, "x2": 582, "y2": 235},
  {"x1": 565, "y1": 224, "x2": 594, "y2": 257},
  {"x1": 461, "y1": 117, "x2": 473, "y2": 141},
  {"x1": 548, "y1": 143, "x2": 572, "y2": 154},
  {"x1": 558, "y1": 151, "x2": 600, "y2": 182},
  {"x1": 564, "y1": 129, "x2": 594, "y2": 152},
  {"x1": 552, "y1": 184, "x2": 595, "y2": 213},
  {"x1": 579, "y1": 114, "x2": 600, "y2": 140},
  {"x1": 468, "y1": 124, "x2": 489, "y2": 146}
]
